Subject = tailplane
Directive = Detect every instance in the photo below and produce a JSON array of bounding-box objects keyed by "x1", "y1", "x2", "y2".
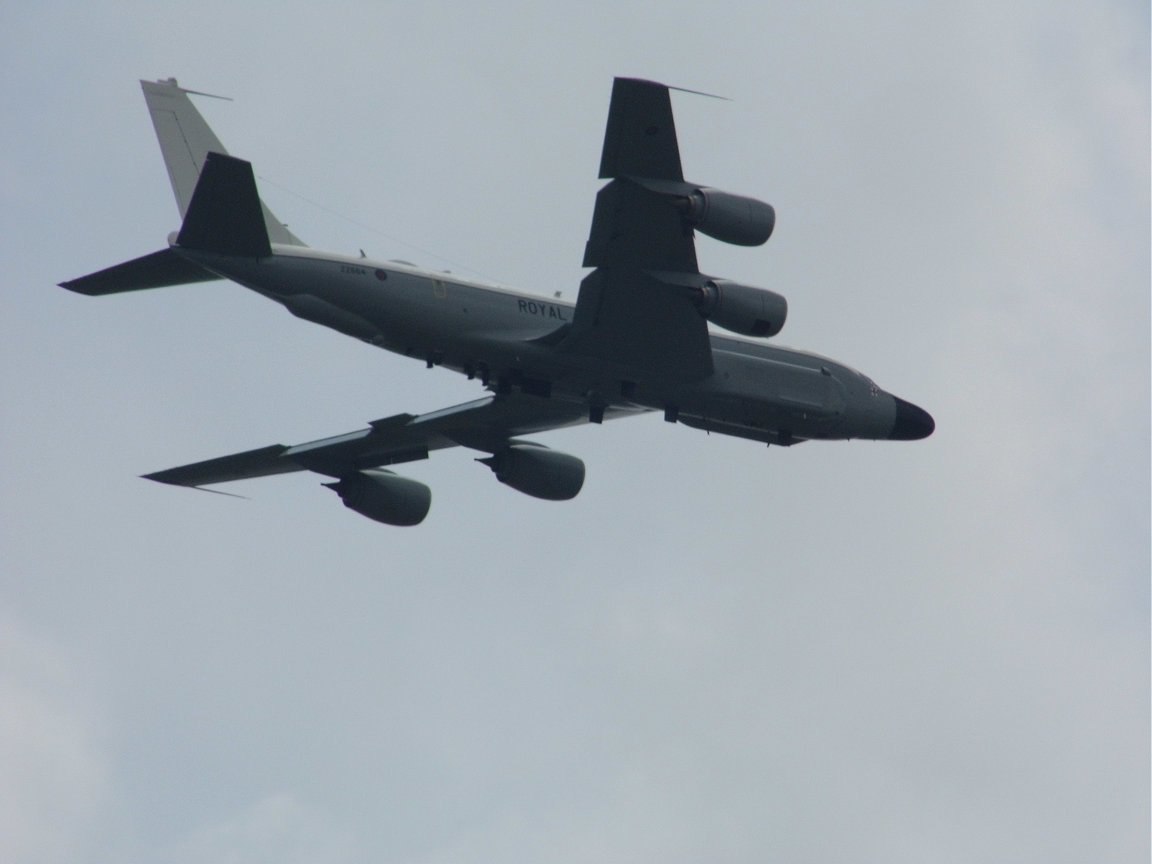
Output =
[
  {"x1": 141, "y1": 78, "x2": 304, "y2": 247},
  {"x1": 59, "y1": 248, "x2": 217, "y2": 296}
]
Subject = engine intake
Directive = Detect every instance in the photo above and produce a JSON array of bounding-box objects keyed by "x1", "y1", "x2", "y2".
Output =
[
  {"x1": 479, "y1": 443, "x2": 585, "y2": 501},
  {"x1": 324, "y1": 469, "x2": 431, "y2": 526},
  {"x1": 696, "y1": 279, "x2": 788, "y2": 338}
]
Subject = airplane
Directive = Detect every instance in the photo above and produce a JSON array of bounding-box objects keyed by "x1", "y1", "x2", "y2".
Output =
[{"x1": 60, "y1": 76, "x2": 934, "y2": 526}]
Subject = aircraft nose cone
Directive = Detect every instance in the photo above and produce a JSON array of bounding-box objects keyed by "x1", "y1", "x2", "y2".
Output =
[{"x1": 890, "y1": 396, "x2": 935, "y2": 440}]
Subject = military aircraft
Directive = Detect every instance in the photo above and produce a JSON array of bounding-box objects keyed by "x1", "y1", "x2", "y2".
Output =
[{"x1": 61, "y1": 77, "x2": 933, "y2": 526}]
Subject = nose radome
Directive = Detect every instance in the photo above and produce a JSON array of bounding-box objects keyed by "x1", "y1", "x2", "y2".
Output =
[{"x1": 890, "y1": 396, "x2": 935, "y2": 440}]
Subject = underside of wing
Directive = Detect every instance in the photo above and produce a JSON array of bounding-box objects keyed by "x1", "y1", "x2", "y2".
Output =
[
  {"x1": 565, "y1": 268, "x2": 714, "y2": 380},
  {"x1": 562, "y1": 78, "x2": 778, "y2": 383},
  {"x1": 597, "y1": 78, "x2": 684, "y2": 181},
  {"x1": 144, "y1": 394, "x2": 646, "y2": 489},
  {"x1": 563, "y1": 78, "x2": 712, "y2": 379},
  {"x1": 585, "y1": 78, "x2": 693, "y2": 269}
]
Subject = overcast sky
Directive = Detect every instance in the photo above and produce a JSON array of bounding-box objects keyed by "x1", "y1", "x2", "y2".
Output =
[{"x1": 1, "y1": 2, "x2": 1148, "y2": 862}]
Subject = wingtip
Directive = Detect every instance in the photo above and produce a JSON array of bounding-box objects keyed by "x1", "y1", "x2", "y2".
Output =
[
  {"x1": 140, "y1": 471, "x2": 177, "y2": 485},
  {"x1": 613, "y1": 76, "x2": 729, "y2": 101},
  {"x1": 141, "y1": 473, "x2": 249, "y2": 498}
]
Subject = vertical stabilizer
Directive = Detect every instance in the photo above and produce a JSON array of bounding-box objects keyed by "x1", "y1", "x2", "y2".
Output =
[
  {"x1": 140, "y1": 78, "x2": 305, "y2": 246},
  {"x1": 177, "y1": 152, "x2": 272, "y2": 257}
]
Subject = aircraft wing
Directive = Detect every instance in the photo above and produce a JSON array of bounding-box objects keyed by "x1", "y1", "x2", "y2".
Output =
[
  {"x1": 562, "y1": 77, "x2": 713, "y2": 380},
  {"x1": 144, "y1": 394, "x2": 647, "y2": 488}
]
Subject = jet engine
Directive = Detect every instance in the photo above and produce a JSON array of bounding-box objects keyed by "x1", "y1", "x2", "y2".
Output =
[
  {"x1": 633, "y1": 179, "x2": 775, "y2": 247},
  {"x1": 324, "y1": 469, "x2": 432, "y2": 526},
  {"x1": 695, "y1": 279, "x2": 788, "y2": 338},
  {"x1": 479, "y1": 443, "x2": 585, "y2": 501},
  {"x1": 678, "y1": 187, "x2": 776, "y2": 247}
]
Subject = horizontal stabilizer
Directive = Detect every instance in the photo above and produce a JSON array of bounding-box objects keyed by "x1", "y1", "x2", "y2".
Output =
[
  {"x1": 176, "y1": 152, "x2": 272, "y2": 257},
  {"x1": 59, "y1": 248, "x2": 218, "y2": 295}
]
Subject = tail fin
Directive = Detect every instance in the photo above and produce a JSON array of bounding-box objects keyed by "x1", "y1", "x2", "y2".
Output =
[
  {"x1": 141, "y1": 78, "x2": 305, "y2": 247},
  {"x1": 177, "y1": 152, "x2": 272, "y2": 257}
]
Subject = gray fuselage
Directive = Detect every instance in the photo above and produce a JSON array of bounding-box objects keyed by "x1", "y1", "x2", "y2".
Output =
[{"x1": 187, "y1": 243, "x2": 906, "y2": 446}]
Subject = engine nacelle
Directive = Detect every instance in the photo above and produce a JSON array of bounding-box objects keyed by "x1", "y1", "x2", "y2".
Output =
[
  {"x1": 681, "y1": 187, "x2": 775, "y2": 247},
  {"x1": 479, "y1": 443, "x2": 585, "y2": 501},
  {"x1": 324, "y1": 469, "x2": 431, "y2": 526},
  {"x1": 696, "y1": 279, "x2": 788, "y2": 338}
]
